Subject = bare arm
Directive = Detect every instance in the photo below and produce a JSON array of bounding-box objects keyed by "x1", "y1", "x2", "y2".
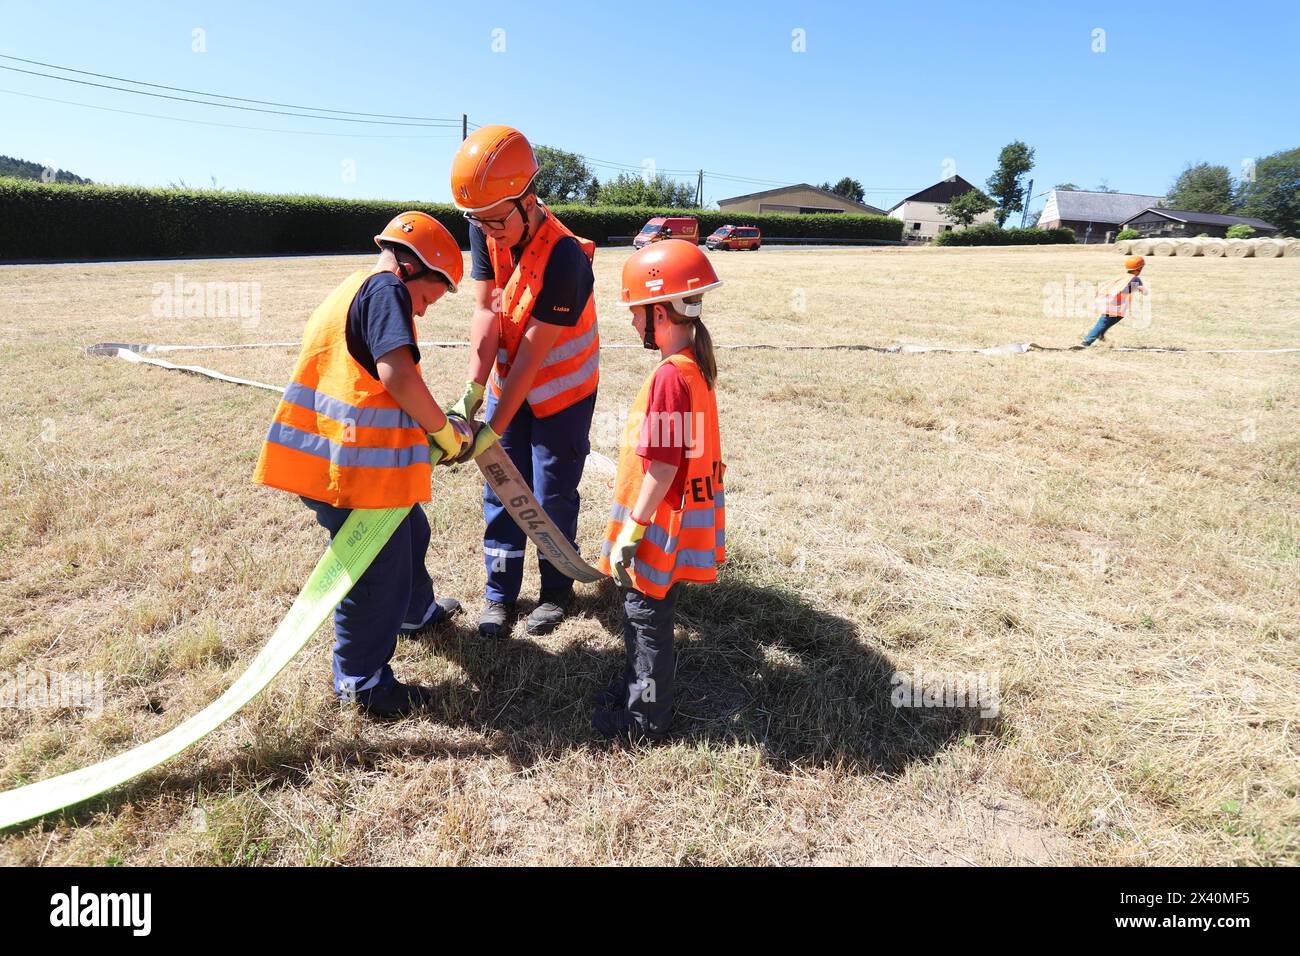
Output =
[
  {"x1": 376, "y1": 346, "x2": 447, "y2": 435},
  {"x1": 467, "y1": 280, "x2": 500, "y2": 387},
  {"x1": 630, "y1": 459, "x2": 680, "y2": 524},
  {"x1": 487, "y1": 319, "x2": 564, "y2": 434}
]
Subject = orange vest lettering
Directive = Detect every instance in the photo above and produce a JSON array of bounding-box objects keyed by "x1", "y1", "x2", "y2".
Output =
[
  {"x1": 253, "y1": 269, "x2": 430, "y2": 509},
  {"x1": 599, "y1": 350, "x2": 725, "y2": 599},
  {"x1": 487, "y1": 208, "x2": 600, "y2": 417}
]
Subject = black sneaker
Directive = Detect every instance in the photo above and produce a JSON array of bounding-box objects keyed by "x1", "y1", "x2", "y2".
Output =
[
  {"x1": 593, "y1": 680, "x2": 627, "y2": 709},
  {"x1": 354, "y1": 680, "x2": 434, "y2": 720},
  {"x1": 591, "y1": 708, "x2": 668, "y2": 743},
  {"x1": 478, "y1": 599, "x2": 515, "y2": 639},
  {"x1": 526, "y1": 588, "x2": 573, "y2": 636},
  {"x1": 401, "y1": 598, "x2": 461, "y2": 639}
]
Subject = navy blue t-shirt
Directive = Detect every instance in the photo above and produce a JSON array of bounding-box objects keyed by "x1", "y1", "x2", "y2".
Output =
[
  {"x1": 345, "y1": 272, "x2": 419, "y2": 379},
  {"x1": 468, "y1": 224, "x2": 593, "y2": 327}
]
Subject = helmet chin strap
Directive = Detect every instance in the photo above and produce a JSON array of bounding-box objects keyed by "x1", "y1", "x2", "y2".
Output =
[
  {"x1": 513, "y1": 197, "x2": 535, "y2": 249},
  {"x1": 641, "y1": 306, "x2": 659, "y2": 351}
]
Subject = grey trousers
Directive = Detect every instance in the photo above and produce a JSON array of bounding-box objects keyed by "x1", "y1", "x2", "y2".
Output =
[{"x1": 620, "y1": 584, "x2": 680, "y2": 735}]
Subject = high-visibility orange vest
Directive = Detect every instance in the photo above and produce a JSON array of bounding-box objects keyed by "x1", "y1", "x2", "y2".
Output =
[
  {"x1": 1099, "y1": 275, "x2": 1139, "y2": 316},
  {"x1": 487, "y1": 207, "x2": 599, "y2": 417},
  {"x1": 599, "y1": 349, "x2": 725, "y2": 599},
  {"x1": 253, "y1": 268, "x2": 431, "y2": 509}
]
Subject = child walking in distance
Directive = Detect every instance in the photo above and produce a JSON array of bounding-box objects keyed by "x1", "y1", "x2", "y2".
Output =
[
  {"x1": 253, "y1": 212, "x2": 473, "y2": 719},
  {"x1": 1080, "y1": 255, "x2": 1148, "y2": 347},
  {"x1": 595, "y1": 239, "x2": 727, "y2": 742}
]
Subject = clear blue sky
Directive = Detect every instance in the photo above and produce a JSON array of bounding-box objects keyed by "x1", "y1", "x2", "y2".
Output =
[{"x1": 2, "y1": 0, "x2": 1296, "y2": 213}]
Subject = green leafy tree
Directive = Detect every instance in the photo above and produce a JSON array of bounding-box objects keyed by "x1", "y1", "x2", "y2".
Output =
[
  {"x1": 1116, "y1": 228, "x2": 1140, "y2": 240},
  {"x1": 1226, "y1": 224, "x2": 1256, "y2": 239},
  {"x1": 939, "y1": 187, "x2": 996, "y2": 226},
  {"x1": 985, "y1": 141, "x2": 1035, "y2": 226},
  {"x1": 534, "y1": 146, "x2": 598, "y2": 204},
  {"x1": 1095, "y1": 179, "x2": 1118, "y2": 193},
  {"x1": 595, "y1": 172, "x2": 697, "y2": 207},
  {"x1": 0, "y1": 154, "x2": 91, "y2": 184},
  {"x1": 1235, "y1": 146, "x2": 1300, "y2": 237},
  {"x1": 818, "y1": 177, "x2": 865, "y2": 202},
  {"x1": 1055, "y1": 183, "x2": 1079, "y2": 191},
  {"x1": 1166, "y1": 163, "x2": 1236, "y2": 214}
]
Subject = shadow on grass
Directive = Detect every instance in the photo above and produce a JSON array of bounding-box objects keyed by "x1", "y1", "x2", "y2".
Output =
[
  {"x1": 2, "y1": 576, "x2": 999, "y2": 838},
  {"x1": 426, "y1": 575, "x2": 1001, "y2": 775}
]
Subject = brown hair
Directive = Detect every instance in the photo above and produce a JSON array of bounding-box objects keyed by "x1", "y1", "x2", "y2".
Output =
[{"x1": 665, "y1": 296, "x2": 717, "y2": 389}]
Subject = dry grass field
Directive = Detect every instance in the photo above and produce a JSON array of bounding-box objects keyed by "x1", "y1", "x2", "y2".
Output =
[{"x1": 1, "y1": 244, "x2": 1296, "y2": 865}]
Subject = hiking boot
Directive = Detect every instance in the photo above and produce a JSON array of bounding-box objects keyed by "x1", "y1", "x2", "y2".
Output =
[
  {"x1": 401, "y1": 598, "x2": 462, "y2": 639},
  {"x1": 591, "y1": 708, "x2": 668, "y2": 744},
  {"x1": 478, "y1": 599, "x2": 515, "y2": 639},
  {"x1": 593, "y1": 680, "x2": 627, "y2": 710},
  {"x1": 354, "y1": 680, "x2": 435, "y2": 720},
  {"x1": 526, "y1": 588, "x2": 573, "y2": 636}
]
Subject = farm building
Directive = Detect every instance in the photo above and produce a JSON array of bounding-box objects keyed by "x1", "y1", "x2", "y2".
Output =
[
  {"x1": 1118, "y1": 208, "x2": 1278, "y2": 238},
  {"x1": 1036, "y1": 188, "x2": 1165, "y2": 243},
  {"x1": 886, "y1": 175, "x2": 996, "y2": 243},
  {"x1": 716, "y1": 183, "x2": 885, "y2": 215}
]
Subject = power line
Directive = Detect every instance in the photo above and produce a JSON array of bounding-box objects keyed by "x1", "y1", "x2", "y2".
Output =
[
  {"x1": 0, "y1": 88, "x2": 460, "y2": 139},
  {"x1": 0, "y1": 62, "x2": 460, "y2": 127},
  {"x1": 0, "y1": 53, "x2": 459, "y2": 123}
]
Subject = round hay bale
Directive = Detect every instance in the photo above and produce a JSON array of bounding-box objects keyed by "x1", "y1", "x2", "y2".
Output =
[
  {"x1": 1284, "y1": 239, "x2": 1300, "y2": 258},
  {"x1": 1253, "y1": 238, "x2": 1283, "y2": 258},
  {"x1": 1152, "y1": 238, "x2": 1178, "y2": 256},
  {"x1": 1115, "y1": 239, "x2": 1132, "y2": 254},
  {"x1": 1200, "y1": 239, "x2": 1226, "y2": 257},
  {"x1": 1131, "y1": 239, "x2": 1154, "y2": 256},
  {"x1": 1225, "y1": 239, "x2": 1254, "y2": 258},
  {"x1": 1175, "y1": 239, "x2": 1201, "y2": 256}
]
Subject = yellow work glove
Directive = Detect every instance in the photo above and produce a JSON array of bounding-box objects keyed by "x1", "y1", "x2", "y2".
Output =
[
  {"x1": 467, "y1": 421, "x2": 501, "y2": 461},
  {"x1": 450, "y1": 380, "x2": 486, "y2": 421},
  {"x1": 610, "y1": 518, "x2": 648, "y2": 589},
  {"x1": 428, "y1": 416, "x2": 471, "y2": 466}
]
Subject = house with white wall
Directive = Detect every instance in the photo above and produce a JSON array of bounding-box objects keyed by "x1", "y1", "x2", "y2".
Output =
[{"x1": 888, "y1": 176, "x2": 996, "y2": 242}]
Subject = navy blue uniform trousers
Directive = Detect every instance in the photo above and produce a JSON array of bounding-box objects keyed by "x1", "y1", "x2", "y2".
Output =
[{"x1": 300, "y1": 497, "x2": 438, "y2": 699}]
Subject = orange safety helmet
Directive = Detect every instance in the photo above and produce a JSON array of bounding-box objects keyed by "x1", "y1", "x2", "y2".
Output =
[
  {"x1": 1124, "y1": 255, "x2": 1146, "y2": 272},
  {"x1": 621, "y1": 239, "x2": 723, "y2": 317},
  {"x1": 374, "y1": 211, "x2": 463, "y2": 291},
  {"x1": 450, "y1": 125, "x2": 539, "y2": 213}
]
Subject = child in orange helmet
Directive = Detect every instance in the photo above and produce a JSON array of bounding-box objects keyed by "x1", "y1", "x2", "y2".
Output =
[
  {"x1": 254, "y1": 212, "x2": 472, "y2": 719},
  {"x1": 1080, "y1": 255, "x2": 1148, "y2": 347},
  {"x1": 595, "y1": 239, "x2": 727, "y2": 741}
]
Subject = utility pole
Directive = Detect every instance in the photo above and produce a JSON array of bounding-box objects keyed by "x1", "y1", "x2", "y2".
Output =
[
  {"x1": 1019, "y1": 178, "x2": 1034, "y2": 228},
  {"x1": 696, "y1": 170, "x2": 704, "y2": 208},
  {"x1": 462, "y1": 114, "x2": 468, "y2": 141}
]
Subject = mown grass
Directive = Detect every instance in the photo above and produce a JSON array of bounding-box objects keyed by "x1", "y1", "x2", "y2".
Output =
[{"x1": 0, "y1": 244, "x2": 1296, "y2": 865}]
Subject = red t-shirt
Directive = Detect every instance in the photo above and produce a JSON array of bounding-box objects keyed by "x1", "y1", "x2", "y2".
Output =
[{"x1": 635, "y1": 360, "x2": 692, "y2": 510}]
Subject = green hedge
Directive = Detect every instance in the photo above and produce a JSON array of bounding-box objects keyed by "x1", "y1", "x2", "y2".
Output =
[
  {"x1": 0, "y1": 177, "x2": 470, "y2": 260},
  {"x1": 932, "y1": 224, "x2": 1076, "y2": 246},
  {"x1": 0, "y1": 178, "x2": 902, "y2": 260}
]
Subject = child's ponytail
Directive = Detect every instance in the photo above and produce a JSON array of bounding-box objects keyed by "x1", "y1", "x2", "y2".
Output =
[
  {"x1": 666, "y1": 296, "x2": 717, "y2": 390},
  {"x1": 692, "y1": 320, "x2": 717, "y2": 390}
]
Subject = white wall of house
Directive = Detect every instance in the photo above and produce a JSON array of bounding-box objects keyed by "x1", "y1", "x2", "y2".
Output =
[{"x1": 888, "y1": 199, "x2": 995, "y2": 241}]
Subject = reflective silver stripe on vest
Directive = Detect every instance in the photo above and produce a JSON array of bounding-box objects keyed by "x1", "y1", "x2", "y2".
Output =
[
  {"x1": 539, "y1": 325, "x2": 598, "y2": 369},
  {"x1": 265, "y1": 421, "x2": 430, "y2": 468},
  {"x1": 282, "y1": 381, "x2": 420, "y2": 431},
  {"x1": 527, "y1": 349, "x2": 599, "y2": 406},
  {"x1": 632, "y1": 549, "x2": 717, "y2": 587}
]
